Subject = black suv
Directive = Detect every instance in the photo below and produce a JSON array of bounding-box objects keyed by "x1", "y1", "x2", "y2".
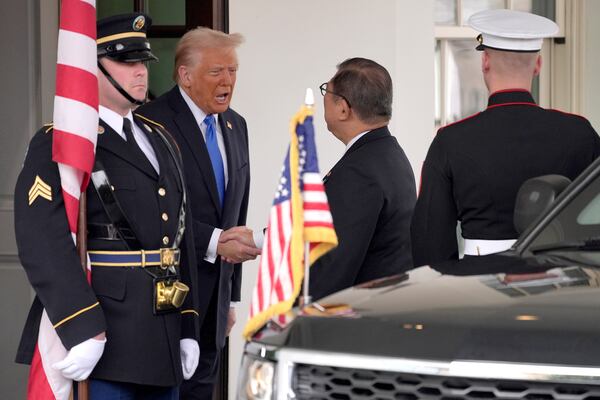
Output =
[{"x1": 238, "y1": 157, "x2": 600, "y2": 400}]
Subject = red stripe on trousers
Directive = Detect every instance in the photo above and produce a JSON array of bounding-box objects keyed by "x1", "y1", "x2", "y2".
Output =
[
  {"x1": 56, "y1": 64, "x2": 98, "y2": 110},
  {"x1": 27, "y1": 345, "x2": 55, "y2": 400},
  {"x1": 59, "y1": 0, "x2": 96, "y2": 40}
]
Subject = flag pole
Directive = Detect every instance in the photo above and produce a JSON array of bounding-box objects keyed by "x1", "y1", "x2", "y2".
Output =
[
  {"x1": 301, "y1": 88, "x2": 315, "y2": 307},
  {"x1": 76, "y1": 193, "x2": 89, "y2": 400}
]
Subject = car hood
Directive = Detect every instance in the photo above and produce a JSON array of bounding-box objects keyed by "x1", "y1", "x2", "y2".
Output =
[{"x1": 253, "y1": 254, "x2": 600, "y2": 366}]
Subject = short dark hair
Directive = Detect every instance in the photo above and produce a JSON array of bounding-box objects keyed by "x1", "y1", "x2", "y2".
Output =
[{"x1": 330, "y1": 57, "x2": 393, "y2": 124}]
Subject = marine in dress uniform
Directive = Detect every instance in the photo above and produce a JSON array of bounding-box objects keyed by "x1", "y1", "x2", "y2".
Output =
[
  {"x1": 411, "y1": 9, "x2": 600, "y2": 266},
  {"x1": 14, "y1": 13, "x2": 200, "y2": 399}
]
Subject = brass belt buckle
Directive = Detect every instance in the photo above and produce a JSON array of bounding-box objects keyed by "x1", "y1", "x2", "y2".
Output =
[{"x1": 160, "y1": 248, "x2": 175, "y2": 270}]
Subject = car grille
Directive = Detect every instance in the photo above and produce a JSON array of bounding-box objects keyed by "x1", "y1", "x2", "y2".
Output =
[{"x1": 292, "y1": 364, "x2": 600, "y2": 400}]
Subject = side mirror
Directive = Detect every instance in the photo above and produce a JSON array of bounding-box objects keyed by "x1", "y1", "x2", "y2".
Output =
[{"x1": 513, "y1": 175, "x2": 571, "y2": 234}]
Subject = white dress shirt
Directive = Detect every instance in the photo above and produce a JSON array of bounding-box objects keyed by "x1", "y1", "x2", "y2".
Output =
[
  {"x1": 178, "y1": 87, "x2": 229, "y2": 263},
  {"x1": 99, "y1": 105, "x2": 160, "y2": 174},
  {"x1": 345, "y1": 130, "x2": 370, "y2": 153}
]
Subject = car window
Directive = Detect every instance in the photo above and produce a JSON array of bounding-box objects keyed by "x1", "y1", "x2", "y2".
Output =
[
  {"x1": 529, "y1": 173, "x2": 600, "y2": 248},
  {"x1": 577, "y1": 193, "x2": 600, "y2": 225}
]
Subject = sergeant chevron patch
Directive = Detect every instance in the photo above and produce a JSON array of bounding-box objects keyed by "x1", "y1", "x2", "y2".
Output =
[{"x1": 28, "y1": 175, "x2": 52, "y2": 205}]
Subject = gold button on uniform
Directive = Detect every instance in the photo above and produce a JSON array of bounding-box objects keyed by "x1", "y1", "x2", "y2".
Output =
[
  {"x1": 162, "y1": 236, "x2": 169, "y2": 245},
  {"x1": 158, "y1": 188, "x2": 166, "y2": 196},
  {"x1": 161, "y1": 213, "x2": 168, "y2": 221}
]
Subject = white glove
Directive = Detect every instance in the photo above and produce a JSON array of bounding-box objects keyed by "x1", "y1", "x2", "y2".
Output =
[
  {"x1": 180, "y1": 339, "x2": 200, "y2": 380},
  {"x1": 52, "y1": 337, "x2": 106, "y2": 381}
]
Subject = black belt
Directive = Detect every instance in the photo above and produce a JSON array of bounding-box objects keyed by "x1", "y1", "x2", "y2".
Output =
[{"x1": 88, "y1": 223, "x2": 137, "y2": 241}]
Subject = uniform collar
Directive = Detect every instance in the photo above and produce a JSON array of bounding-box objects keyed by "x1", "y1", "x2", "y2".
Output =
[
  {"x1": 487, "y1": 89, "x2": 536, "y2": 108},
  {"x1": 99, "y1": 105, "x2": 134, "y2": 140}
]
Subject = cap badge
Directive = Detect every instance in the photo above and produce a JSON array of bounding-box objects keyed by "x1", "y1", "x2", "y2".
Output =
[{"x1": 133, "y1": 16, "x2": 145, "y2": 31}]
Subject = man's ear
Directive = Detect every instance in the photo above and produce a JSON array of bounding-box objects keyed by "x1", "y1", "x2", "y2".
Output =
[
  {"x1": 533, "y1": 54, "x2": 542, "y2": 77},
  {"x1": 178, "y1": 65, "x2": 191, "y2": 87},
  {"x1": 338, "y1": 98, "x2": 351, "y2": 121},
  {"x1": 481, "y1": 51, "x2": 491, "y2": 74}
]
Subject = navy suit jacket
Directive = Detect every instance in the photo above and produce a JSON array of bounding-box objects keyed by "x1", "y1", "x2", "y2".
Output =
[
  {"x1": 310, "y1": 127, "x2": 416, "y2": 300},
  {"x1": 138, "y1": 86, "x2": 250, "y2": 349}
]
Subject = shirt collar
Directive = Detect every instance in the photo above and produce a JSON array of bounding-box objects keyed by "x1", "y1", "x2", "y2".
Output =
[
  {"x1": 345, "y1": 130, "x2": 370, "y2": 153},
  {"x1": 99, "y1": 105, "x2": 134, "y2": 138},
  {"x1": 487, "y1": 89, "x2": 536, "y2": 107},
  {"x1": 178, "y1": 86, "x2": 219, "y2": 129}
]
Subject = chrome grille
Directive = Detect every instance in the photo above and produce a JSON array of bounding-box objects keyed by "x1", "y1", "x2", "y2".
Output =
[{"x1": 292, "y1": 364, "x2": 600, "y2": 400}]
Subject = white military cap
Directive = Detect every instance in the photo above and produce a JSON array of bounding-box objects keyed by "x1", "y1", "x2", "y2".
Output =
[{"x1": 468, "y1": 9, "x2": 558, "y2": 52}]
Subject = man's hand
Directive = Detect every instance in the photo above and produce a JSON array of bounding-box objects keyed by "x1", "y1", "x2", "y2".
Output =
[
  {"x1": 226, "y1": 307, "x2": 236, "y2": 337},
  {"x1": 219, "y1": 226, "x2": 256, "y2": 247},
  {"x1": 217, "y1": 227, "x2": 261, "y2": 263},
  {"x1": 52, "y1": 333, "x2": 106, "y2": 381},
  {"x1": 180, "y1": 339, "x2": 200, "y2": 380}
]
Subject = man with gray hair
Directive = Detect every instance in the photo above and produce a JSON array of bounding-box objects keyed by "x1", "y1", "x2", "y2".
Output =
[
  {"x1": 138, "y1": 27, "x2": 260, "y2": 399},
  {"x1": 311, "y1": 57, "x2": 416, "y2": 300}
]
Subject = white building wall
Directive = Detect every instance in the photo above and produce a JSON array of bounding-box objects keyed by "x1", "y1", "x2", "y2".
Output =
[{"x1": 228, "y1": 1, "x2": 435, "y2": 396}]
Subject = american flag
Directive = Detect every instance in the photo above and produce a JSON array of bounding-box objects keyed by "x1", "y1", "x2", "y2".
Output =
[
  {"x1": 243, "y1": 105, "x2": 337, "y2": 340},
  {"x1": 28, "y1": 0, "x2": 98, "y2": 398}
]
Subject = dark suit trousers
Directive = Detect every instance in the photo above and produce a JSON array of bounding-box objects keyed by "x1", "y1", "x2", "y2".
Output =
[{"x1": 180, "y1": 289, "x2": 220, "y2": 400}]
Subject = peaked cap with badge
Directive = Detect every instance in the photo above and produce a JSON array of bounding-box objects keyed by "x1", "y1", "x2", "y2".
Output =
[
  {"x1": 411, "y1": 9, "x2": 600, "y2": 267},
  {"x1": 97, "y1": 13, "x2": 158, "y2": 62},
  {"x1": 469, "y1": 9, "x2": 559, "y2": 52},
  {"x1": 14, "y1": 12, "x2": 200, "y2": 390}
]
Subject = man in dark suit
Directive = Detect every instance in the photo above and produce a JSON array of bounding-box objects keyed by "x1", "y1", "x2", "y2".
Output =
[
  {"x1": 309, "y1": 57, "x2": 416, "y2": 301},
  {"x1": 15, "y1": 14, "x2": 200, "y2": 399},
  {"x1": 138, "y1": 27, "x2": 260, "y2": 399},
  {"x1": 411, "y1": 10, "x2": 600, "y2": 266}
]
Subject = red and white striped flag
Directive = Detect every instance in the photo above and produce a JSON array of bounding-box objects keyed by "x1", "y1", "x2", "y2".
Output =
[
  {"x1": 27, "y1": 0, "x2": 98, "y2": 398},
  {"x1": 243, "y1": 105, "x2": 338, "y2": 339}
]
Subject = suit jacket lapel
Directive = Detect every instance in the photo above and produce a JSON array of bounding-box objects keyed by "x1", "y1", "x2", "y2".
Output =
[
  {"x1": 97, "y1": 119, "x2": 158, "y2": 180},
  {"x1": 133, "y1": 116, "x2": 169, "y2": 179},
  {"x1": 168, "y1": 88, "x2": 222, "y2": 214},
  {"x1": 218, "y1": 111, "x2": 237, "y2": 217}
]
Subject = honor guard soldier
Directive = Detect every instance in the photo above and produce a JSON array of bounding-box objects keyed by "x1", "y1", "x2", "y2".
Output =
[
  {"x1": 411, "y1": 9, "x2": 600, "y2": 266},
  {"x1": 15, "y1": 13, "x2": 200, "y2": 399}
]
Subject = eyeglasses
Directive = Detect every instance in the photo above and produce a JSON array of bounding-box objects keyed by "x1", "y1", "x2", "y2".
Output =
[{"x1": 319, "y1": 82, "x2": 352, "y2": 108}]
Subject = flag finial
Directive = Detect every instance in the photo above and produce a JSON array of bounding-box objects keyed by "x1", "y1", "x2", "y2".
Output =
[{"x1": 304, "y1": 88, "x2": 314, "y2": 107}]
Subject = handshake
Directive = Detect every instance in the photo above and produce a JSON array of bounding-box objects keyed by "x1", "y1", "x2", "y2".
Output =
[{"x1": 217, "y1": 226, "x2": 263, "y2": 264}]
